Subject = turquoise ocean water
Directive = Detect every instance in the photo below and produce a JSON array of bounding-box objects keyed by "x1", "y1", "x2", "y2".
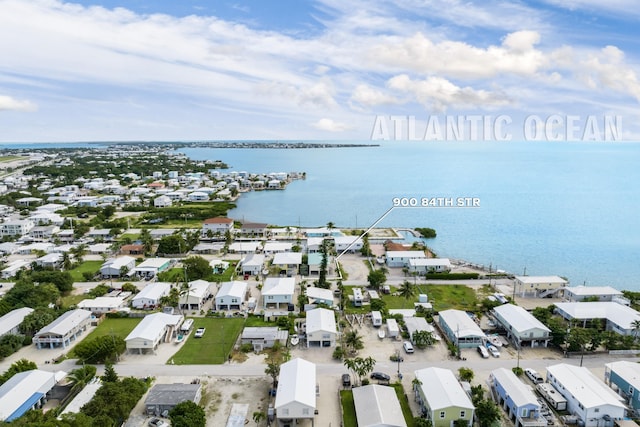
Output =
[{"x1": 179, "y1": 141, "x2": 640, "y2": 290}]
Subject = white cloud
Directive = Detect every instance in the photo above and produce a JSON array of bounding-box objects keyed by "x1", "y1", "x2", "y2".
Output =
[
  {"x1": 350, "y1": 84, "x2": 399, "y2": 107},
  {"x1": 312, "y1": 118, "x2": 351, "y2": 132},
  {"x1": 387, "y1": 75, "x2": 511, "y2": 112},
  {"x1": 0, "y1": 95, "x2": 37, "y2": 112},
  {"x1": 542, "y1": 0, "x2": 640, "y2": 17}
]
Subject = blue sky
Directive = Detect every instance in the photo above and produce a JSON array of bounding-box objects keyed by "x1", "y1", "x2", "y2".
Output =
[{"x1": 1, "y1": 0, "x2": 639, "y2": 142}]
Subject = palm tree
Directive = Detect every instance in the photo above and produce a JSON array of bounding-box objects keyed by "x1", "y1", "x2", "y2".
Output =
[
  {"x1": 68, "y1": 365, "x2": 97, "y2": 394},
  {"x1": 344, "y1": 330, "x2": 364, "y2": 355},
  {"x1": 398, "y1": 281, "x2": 416, "y2": 307},
  {"x1": 252, "y1": 411, "x2": 266, "y2": 426},
  {"x1": 632, "y1": 320, "x2": 640, "y2": 340}
]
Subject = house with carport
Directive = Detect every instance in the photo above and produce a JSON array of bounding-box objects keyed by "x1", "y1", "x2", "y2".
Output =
[
  {"x1": 547, "y1": 363, "x2": 627, "y2": 427},
  {"x1": 605, "y1": 361, "x2": 640, "y2": 416},
  {"x1": 513, "y1": 275, "x2": 568, "y2": 298},
  {"x1": 353, "y1": 384, "x2": 407, "y2": 427},
  {"x1": 272, "y1": 252, "x2": 302, "y2": 276},
  {"x1": 414, "y1": 367, "x2": 475, "y2": 427},
  {"x1": 131, "y1": 282, "x2": 172, "y2": 309},
  {"x1": 305, "y1": 308, "x2": 337, "y2": 347},
  {"x1": 131, "y1": 258, "x2": 172, "y2": 279},
  {"x1": 215, "y1": 281, "x2": 248, "y2": 311},
  {"x1": 125, "y1": 312, "x2": 184, "y2": 354},
  {"x1": 385, "y1": 250, "x2": 427, "y2": 268},
  {"x1": 554, "y1": 301, "x2": 640, "y2": 336},
  {"x1": 492, "y1": 304, "x2": 551, "y2": 348},
  {"x1": 179, "y1": 280, "x2": 213, "y2": 311},
  {"x1": 0, "y1": 369, "x2": 67, "y2": 422},
  {"x1": 100, "y1": 256, "x2": 136, "y2": 278},
  {"x1": 489, "y1": 368, "x2": 546, "y2": 427},
  {"x1": 262, "y1": 277, "x2": 295, "y2": 310},
  {"x1": 33, "y1": 309, "x2": 92, "y2": 349},
  {"x1": 275, "y1": 358, "x2": 316, "y2": 426},
  {"x1": 240, "y1": 253, "x2": 265, "y2": 276},
  {"x1": 241, "y1": 327, "x2": 289, "y2": 352},
  {"x1": 438, "y1": 309, "x2": 486, "y2": 348}
]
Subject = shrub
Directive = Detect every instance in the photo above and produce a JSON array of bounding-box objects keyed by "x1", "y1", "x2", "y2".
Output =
[
  {"x1": 332, "y1": 346, "x2": 344, "y2": 360},
  {"x1": 240, "y1": 343, "x2": 253, "y2": 353}
]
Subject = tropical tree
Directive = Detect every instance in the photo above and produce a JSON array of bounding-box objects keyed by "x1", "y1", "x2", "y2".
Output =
[
  {"x1": 265, "y1": 360, "x2": 280, "y2": 389},
  {"x1": 412, "y1": 330, "x2": 435, "y2": 349},
  {"x1": 398, "y1": 281, "x2": 415, "y2": 307},
  {"x1": 182, "y1": 256, "x2": 213, "y2": 281},
  {"x1": 252, "y1": 411, "x2": 266, "y2": 426},
  {"x1": 102, "y1": 361, "x2": 118, "y2": 382},
  {"x1": 68, "y1": 365, "x2": 97, "y2": 394},
  {"x1": 344, "y1": 330, "x2": 364, "y2": 355},
  {"x1": 169, "y1": 400, "x2": 206, "y2": 427},
  {"x1": 632, "y1": 320, "x2": 640, "y2": 340},
  {"x1": 343, "y1": 356, "x2": 376, "y2": 386},
  {"x1": 367, "y1": 269, "x2": 387, "y2": 291},
  {"x1": 458, "y1": 367, "x2": 474, "y2": 382},
  {"x1": 475, "y1": 398, "x2": 501, "y2": 427}
]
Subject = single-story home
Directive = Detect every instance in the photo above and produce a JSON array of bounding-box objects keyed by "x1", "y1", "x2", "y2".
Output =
[
  {"x1": 1, "y1": 260, "x2": 31, "y2": 279},
  {"x1": 240, "y1": 327, "x2": 289, "y2": 352},
  {"x1": 131, "y1": 258, "x2": 172, "y2": 279},
  {"x1": 305, "y1": 287, "x2": 334, "y2": 306},
  {"x1": 275, "y1": 358, "x2": 316, "y2": 425},
  {"x1": 145, "y1": 383, "x2": 202, "y2": 417},
  {"x1": 353, "y1": 384, "x2": 407, "y2": 427},
  {"x1": 0, "y1": 369, "x2": 67, "y2": 422},
  {"x1": 408, "y1": 258, "x2": 452, "y2": 275},
  {"x1": 414, "y1": 367, "x2": 475, "y2": 427},
  {"x1": 492, "y1": 304, "x2": 551, "y2": 348},
  {"x1": 263, "y1": 241, "x2": 293, "y2": 254},
  {"x1": 385, "y1": 250, "x2": 427, "y2": 268},
  {"x1": 554, "y1": 301, "x2": 640, "y2": 336},
  {"x1": 438, "y1": 309, "x2": 486, "y2": 348},
  {"x1": 0, "y1": 307, "x2": 34, "y2": 337},
  {"x1": 100, "y1": 256, "x2": 136, "y2": 278},
  {"x1": 215, "y1": 281, "x2": 248, "y2": 311},
  {"x1": 305, "y1": 308, "x2": 337, "y2": 347},
  {"x1": 33, "y1": 309, "x2": 92, "y2": 349},
  {"x1": 404, "y1": 316, "x2": 436, "y2": 344},
  {"x1": 131, "y1": 282, "x2": 172, "y2": 309},
  {"x1": 125, "y1": 312, "x2": 184, "y2": 354},
  {"x1": 565, "y1": 286, "x2": 625, "y2": 303},
  {"x1": 228, "y1": 241, "x2": 262, "y2": 254},
  {"x1": 77, "y1": 296, "x2": 127, "y2": 314}
]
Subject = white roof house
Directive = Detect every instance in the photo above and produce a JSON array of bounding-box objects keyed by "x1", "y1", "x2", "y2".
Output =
[
  {"x1": 240, "y1": 253, "x2": 265, "y2": 275},
  {"x1": 513, "y1": 275, "x2": 568, "y2": 297},
  {"x1": 305, "y1": 287, "x2": 334, "y2": 306},
  {"x1": 131, "y1": 282, "x2": 172, "y2": 309},
  {"x1": 100, "y1": 256, "x2": 136, "y2": 278},
  {"x1": 1, "y1": 260, "x2": 31, "y2": 279},
  {"x1": 489, "y1": 368, "x2": 544, "y2": 426},
  {"x1": 565, "y1": 286, "x2": 624, "y2": 302},
  {"x1": 131, "y1": 258, "x2": 172, "y2": 278},
  {"x1": 272, "y1": 252, "x2": 302, "y2": 266},
  {"x1": 385, "y1": 250, "x2": 427, "y2": 268},
  {"x1": 180, "y1": 280, "x2": 213, "y2": 310},
  {"x1": 404, "y1": 316, "x2": 435, "y2": 344},
  {"x1": 554, "y1": 302, "x2": 640, "y2": 336},
  {"x1": 414, "y1": 367, "x2": 474, "y2": 427},
  {"x1": 547, "y1": 364, "x2": 626, "y2": 427},
  {"x1": 215, "y1": 281, "x2": 248, "y2": 310},
  {"x1": 0, "y1": 307, "x2": 34, "y2": 337},
  {"x1": 353, "y1": 384, "x2": 407, "y2": 427},
  {"x1": 305, "y1": 308, "x2": 337, "y2": 347},
  {"x1": 34, "y1": 309, "x2": 92, "y2": 349},
  {"x1": 263, "y1": 241, "x2": 293, "y2": 254},
  {"x1": 77, "y1": 296, "x2": 127, "y2": 314},
  {"x1": 275, "y1": 358, "x2": 316, "y2": 422},
  {"x1": 229, "y1": 241, "x2": 262, "y2": 253},
  {"x1": 262, "y1": 277, "x2": 296, "y2": 309},
  {"x1": 493, "y1": 304, "x2": 551, "y2": 347},
  {"x1": 0, "y1": 369, "x2": 66, "y2": 421},
  {"x1": 125, "y1": 312, "x2": 184, "y2": 354},
  {"x1": 409, "y1": 258, "x2": 452, "y2": 274},
  {"x1": 438, "y1": 309, "x2": 486, "y2": 348}
]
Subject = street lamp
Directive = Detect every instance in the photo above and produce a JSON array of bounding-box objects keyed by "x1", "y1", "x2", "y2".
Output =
[{"x1": 396, "y1": 349, "x2": 403, "y2": 379}]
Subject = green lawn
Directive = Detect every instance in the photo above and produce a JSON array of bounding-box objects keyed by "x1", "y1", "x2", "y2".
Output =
[
  {"x1": 208, "y1": 261, "x2": 238, "y2": 282},
  {"x1": 68, "y1": 317, "x2": 142, "y2": 358},
  {"x1": 68, "y1": 260, "x2": 103, "y2": 282},
  {"x1": 0, "y1": 156, "x2": 23, "y2": 162},
  {"x1": 170, "y1": 317, "x2": 244, "y2": 364},
  {"x1": 391, "y1": 383, "x2": 416, "y2": 427},
  {"x1": 61, "y1": 293, "x2": 88, "y2": 309},
  {"x1": 416, "y1": 284, "x2": 478, "y2": 311},
  {"x1": 340, "y1": 390, "x2": 357, "y2": 427}
]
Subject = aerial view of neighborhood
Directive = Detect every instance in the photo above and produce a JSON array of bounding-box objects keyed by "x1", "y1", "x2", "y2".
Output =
[{"x1": 0, "y1": 144, "x2": 638, "y2": 427}]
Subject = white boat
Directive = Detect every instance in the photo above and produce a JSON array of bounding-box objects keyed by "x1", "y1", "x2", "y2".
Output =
[
  {"x1": 175, "y1": 334, "x2": 185, "y2": 344},
  {"x1": 378, "y1": 329, "x2": 386, "y2": 339},
  {"x1": 488, "y1": 335, "x2": 503, "y2": 347},
  {"x1": 290, "y1": 334, "x2": 299, "y2": 346}
]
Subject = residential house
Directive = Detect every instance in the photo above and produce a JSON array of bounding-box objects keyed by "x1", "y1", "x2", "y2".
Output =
[
  {"x1": 33, "y1": 309, "x2": 92, "y2": 349},
  {"x1": 513, "y1": 275, "x2": 568, "y2": 298},
  {"x1": 179, "y1": 280, "x2": 213, "y2": 311},
  {"x1": 131, "y1": 258, "x2": 173, "y2": 279},
  {"x1": 0, "y1": 369, "x2": 66, "y2": 422},
  {"x1": 409, "y1": 258, "x2": 452, "y2": 275},
  {"x1": 305, "y1": 308, "x2": 337, "y2": 347},
  {"x1": 414, "y1": 367, "x2": 475, "y2": 427},
  {"x1": 201, "y1": 217, "x2": 234, "y2": 237},
  {"x1": 34, "y1": 253, "x2": 62, "y2": 269},
  {"x1": 145, "y1": 383, "x2": 202, "y2": 417},
  {"x1": 131, "y1": 282, "x2": 172, "y2": 309},
  {"x1": 240, "y1": 253, "x2": 265, "y2": 276},
  {"x1": 240, "y1": 222, "x2": 268, "y2": 238},
  {"x1": 605, "y1": 361, "x2": 640, "y2": 416},
  {"x1": 565, "y1": 286, "x2": 626, "y2": 303},
  {"x1": 100, "y1": 256, "x2": 137, "y2": 278},
  {"x1": 153, "y1": 195, "x2": 172, "y2": 208},
  {"x1": 28, "y1": 225, "x2": 60, "y2": 240},
  {"x1": 0, "y1": 219, "x2": 34, "y2": 237},
  {"x1": 438, "y1": 309, "x2": 486, "y2": 348},
  {"x1": 1, "y1": 260, "x2": 30, "y2": 279},
  {"x1": 333, "y1": 235, "x2": 363, "y2": 253},
  {"x1": 77, "y1": 297, "x2": 127, "y2": 314},
  {"x1": 307, "y1": 253, "x2": 322, "y2": 275},
  {"x1": 263, "y1": 241, "x2": 293, "y2": 255},
  {"x1": 385, "y1": 250, "x2": 427, "y2": 268},
  {"x1": 489, "y1": 368, "x2": 546, "y2": 427},
  {"x1": 215, "y1": 281, "x2": 248, "y2": 311},
  {"x1": 272, "y1": 252, "x2": 302, "y2": 276},
  {"x1": 547, "y1": 363, "x2": 626, "y2": 427},
  {"x1": 492, "y1": 304, "x2": 551, "y2": 348},
  {"x1": 87, "y1": 228, "x2": 114, "y2": 241},
  {"x1": 120, "y1": 244, "x2": 144, "y2": 255},
  {"x1": 404, "y1": 316, "x2": 436, "y2": 345},
  {"x1": 0, "y1": 308, "x2": 34, "y2": 337},
  {"x1": 305, "y1": 287, "x2": 334, "y2": 306},
  {"x1": 554, "y1": 302, "x2": 640, "y2": 336},
  {"x1": 240, "y1": 327, "x2": 289, "y2": 352},
  {"x1": 353, "y1": 384, "x2": 407, "y2": 427},
  {"x1": 125, "y1": 312, "x2": 184, "y2": 354},
  {"x1": 229, "y1": 241, "x2": 262, "y2": 254},
  {"x1": 262, "y1": 277, "x2": 295, "y2": 310},
  {"x1": 275, "y1": 358, "x2": 316, "y2": 425}
]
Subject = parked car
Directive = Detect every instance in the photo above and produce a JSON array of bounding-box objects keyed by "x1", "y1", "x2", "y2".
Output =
[
  {"x1": 403, "y1": 341, "x2": 415, "y2": 354},
  {"x1": 342, "y1": 374, "x2": 351, "y2": 387},
  {"x1": 370, "y1": 372, "x2": 391, "y2": 382},
  {"x1": 487, "y1": 345, "x2": 500, "y2": 357},
  {"x1": 148, "y1": 418, "x2": 167, "y2": 427},
  {"x1": 477, "y1": 345, "x2": 489, "y2": 359},
  {"x1": 525, "y1": 368, "x2": 544, "y2": 384},
  {"x1": 194, "y1": 327, "x2": 206, "y2": 338}
]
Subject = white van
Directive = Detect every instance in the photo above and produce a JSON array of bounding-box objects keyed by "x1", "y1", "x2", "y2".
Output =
[
  {"x1": 403, "y1": 341, "x2": 415, "y2": 354},
  {"x1": 477, "y1": 345, "x2": 489, "y2": 358},
  {"x1": 525, "y1": 368, "x2": 544, "y2": 384}
]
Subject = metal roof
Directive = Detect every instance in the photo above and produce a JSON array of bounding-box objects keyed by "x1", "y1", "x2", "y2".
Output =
[
  {"x1": 353, "y1": 384, "x2": 407, "y2": 427},
  {"x1": 262, "y1": 278, "x2": 295, "y2": 296},
  {"x1": 125, "y1": 312, "x2": 184, "y2": 342},
  {"x1": 306, "y1": 308, "x2": 337, "y2": 334},
  {"x1": 493, "y1": 304, "x2": 551, "y2": 334},
  {"x1": 547, "y1": 363, "x2": 626, "y2": 410},
  {"x1": 35, "y1": 309, "x2": 91, "y2": 337},
  {"x1": 414, "y1": 367, "x2": 474, "y2": 411},
  {"x1": 0, "y1": 307, "x2": 34, "y2": 336},
  {"x1": 490, "y1": 368, "x2": 539, "y2": 408},
  {"x1": 275, "y1": 358, "x2": 316, "y2": 410},
  {"x1": 438, "y1": 309, "x2": 486, "y2": 339}
]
